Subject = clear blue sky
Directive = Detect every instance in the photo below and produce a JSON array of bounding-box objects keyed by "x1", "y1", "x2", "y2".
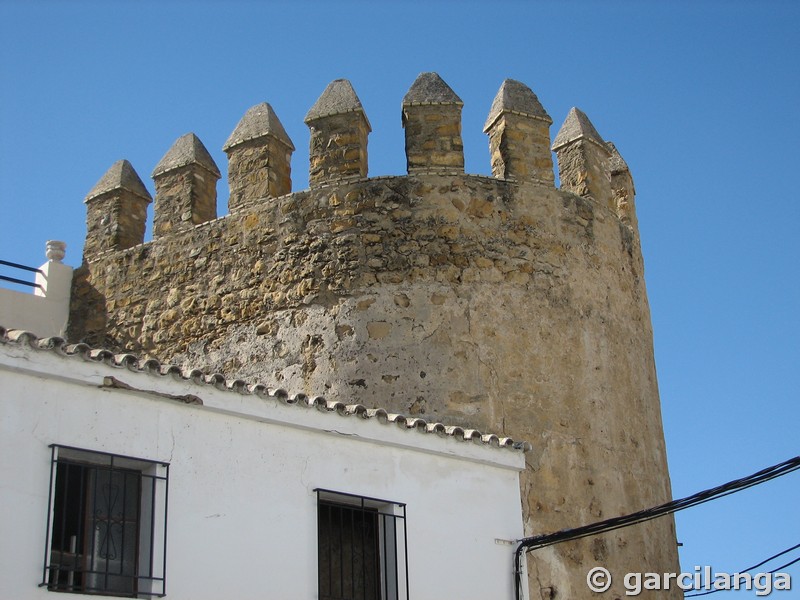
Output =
[{"x1": 1, "y1": 0, "x2": 798, "y2": 593}]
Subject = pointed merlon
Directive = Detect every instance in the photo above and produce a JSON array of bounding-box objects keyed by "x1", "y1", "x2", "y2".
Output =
[
  {"x1": 305, "y1": 79, "x2": 371, "y2": 185},
  {"x1": 224, "y1": 103, "x2": 294, "y2": 208},
  {"x1": 606, "y1": 141, "x2": 637, "y2": 226},
  {"x1": 304, "y1": 79, "x2": 372, "y2": 131},
  {"x1": 401, "y1": 72, "x2": 464, "y2": 175},
  {"x1": 85, "y1": 159, "x2": 152, "y2": 204},
  {"x1": 223, "y1": 102, "x2": 295, "y2": 152},
  {"x1": 606, "y1": 141, "x2": 630, "y2": 176},
  {"x1": 552, "y1": 108, "x2": 612, "y2": 207},
  {"x1": 152, "y1": 133, "x2": 221, "y2": 179},
  {"x1": 483, "y1": 79, "x2": 551, "y2": 132},
  {"x1": 402, "y1": 72, "x2": 463, "y2": 106},
  {"x1": 152, "y1": 133, "x2": 219, "y2": 237},
  {"x1": 551, "y1": 107, "x2": 606, "y2": 151},
  {"x1": 82, "y1": 160, "x2": 151, "y2": 256}
]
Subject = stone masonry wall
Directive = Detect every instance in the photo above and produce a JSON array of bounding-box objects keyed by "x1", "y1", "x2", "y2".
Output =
[
  {"x1": 226, "y1": 138, "x2": 292, "y2": 211},
  {"x1": 153, "y1": 166, "x2": 218, "y2": 237}
]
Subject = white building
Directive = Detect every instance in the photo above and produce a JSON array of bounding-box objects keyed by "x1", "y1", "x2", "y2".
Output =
[{"x1": 0, "y1": 326, "x2": 528, "y2": 599}]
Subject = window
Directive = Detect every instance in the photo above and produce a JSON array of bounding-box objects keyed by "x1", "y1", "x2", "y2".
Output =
[
  {"x1": 315, "y1": 488, "x2": 409, "y2": 600},
  {"x1": 41, "y1": 445, "x2": 168, "y2": 597}
]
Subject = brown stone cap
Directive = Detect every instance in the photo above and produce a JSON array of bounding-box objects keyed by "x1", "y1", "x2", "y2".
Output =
[
  {"x1": 483, "y1": 79, "x2": 552, "y2": 131},
  {"x1": 0, "y1": 327, "x2": 531, "y2": 452},
  {"x1": 551, "y1": 107, "x2": 609, "y2": 152},
  {"x1": 223, "y1": 102, "x2": 295, "y2": 152},
  {"x1": 304, "y1": 79, "x2": 372, "y2": 131},
  {"x1": 402, "y1": 72, "x2": 463, "y2": 107},
  {"x1": 606, "y1": 141, "x2": 630, "y2": 176},
  {"x1": 84, "y1": 159, "x2": 152, "y2": 204},
  {"x1": 152, "y1": 133, "x2": 221, "y2": 178}
]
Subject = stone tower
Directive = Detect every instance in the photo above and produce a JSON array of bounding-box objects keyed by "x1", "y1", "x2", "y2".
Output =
[{"x1": 68, "y1": 74, "x2": 680, "y2": 599}]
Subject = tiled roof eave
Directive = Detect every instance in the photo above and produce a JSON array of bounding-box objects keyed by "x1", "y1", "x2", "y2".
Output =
[{"x1": 0, "y1": 327, "x2": 530, "y2": 453}]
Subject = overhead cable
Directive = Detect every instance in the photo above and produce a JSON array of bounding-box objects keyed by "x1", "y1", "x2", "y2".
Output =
[
  {"x1": 684, "y1": 542, "x2": 800, "y2": 597},
  {"x1": 513, "y1": 455, "x2": 800, "y2": 600}
]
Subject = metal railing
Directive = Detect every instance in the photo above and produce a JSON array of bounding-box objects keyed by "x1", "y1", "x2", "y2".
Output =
[{"x1": 0, "y1": 258, "x2": 43, "y2": 290}]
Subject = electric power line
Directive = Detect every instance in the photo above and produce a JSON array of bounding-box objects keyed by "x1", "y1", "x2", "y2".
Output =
[
  {"x1": 684, "y1": 542, "x2": 800, "y2": 597},
  {"x1": 740, "y1": 541, "x2": 800, "y2": 572},
  {"x1": 513, "y1": 455, "x2": 800, "y2": 600}
]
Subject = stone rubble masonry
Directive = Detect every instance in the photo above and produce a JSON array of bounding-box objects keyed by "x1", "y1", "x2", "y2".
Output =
[
  {"x1": 305, "y1": 79, "x2": 371, "y2": 186},
  {"x1": 484, "y1": 79, "x2": 555, "y2": 185},
  {"x1": 552, "y1": 106, "x2": 613, "y2": 210},
  {"x1": 68, "y1": 74, "x2": 679, "y2": 600},
  {"x1": 607, "y1": 140, "x2": 639, "y2": 231},
  {"x1": 82, "y1": 159, "x2": 151, "y2": 257},
  {"x1": 152, "y1": 133, "x2": 221, "y2": 238},
  {"x1": 223, "y1": 102, "x2": 294, "y2": 212},
  {"x1": 402, "y1": 72, "x2": 465, "y2": 174}
]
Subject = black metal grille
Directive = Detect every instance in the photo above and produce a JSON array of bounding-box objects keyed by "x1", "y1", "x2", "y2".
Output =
[
  {"x1": 0, "y1": 258, "x2": 43, "y2": 289},
  {"x1": 316, "y1": 488, "x2": 409, "y2": 600},
  {"x1": 42, "y1": 445, "x2": 169, "y2": 597}
]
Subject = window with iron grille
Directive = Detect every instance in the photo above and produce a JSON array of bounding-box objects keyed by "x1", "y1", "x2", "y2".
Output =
[
  {"x1": 316, "y1": 488, "x2": 409, "y2": 600},
  {"x1": 41, "y1": 445, "x2": 168, "y2": 597}
]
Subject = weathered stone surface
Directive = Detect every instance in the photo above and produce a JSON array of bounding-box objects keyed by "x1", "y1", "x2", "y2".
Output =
[
  {"x1": 484, "y1": 80, "x2": 554, "y2": 184},
  {"x1": 306, "y1": 81, "x2": 370, "y2": 185},
  {"x1": 224, "y1": 102, "x2": 294, "y2": 151},
  {"x1": 402, "y1": 72, "x2": 463, "y2": 106},
  {"x1": 552, "y1": 106, "x2": 604, "y2": 150},
  {"x1": 83, "y1": 160, "x2": 151, "y2": 257},
  {"x1": 305, "y1": 79, "x2": 370, "y2": 124},
  {"x1": 486, "y1": 114, "x2": 553, "y2": 183},
  {"x1": 553, "y1": 107, "x2": 613, "y2": 209},
  {"x1": 402, "y1": 73, "x2": 464, "y2": 174},
  {"x1": 607, "y1": 141, "x2": 638, "y2": 229},
  {"x1": 224, "y1": 103, "x2": 294, "y2": 210},
  {"x1": 86, "y1": 159, "x2": 151, "y2": 203},
  {"x1": 484, "y1": 78, "x2": 551, "y2": 128},
  {"x1": 153, "y1": 132, "x2": 221, "y2": 179},
  {"x1": 152, "y1": 134, "x2": 220, "y2": 237}
]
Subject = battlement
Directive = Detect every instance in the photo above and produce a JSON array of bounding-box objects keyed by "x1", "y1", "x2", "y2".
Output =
[{"x1": 79, "y1": 73, "x2": 636, "y2": 262}]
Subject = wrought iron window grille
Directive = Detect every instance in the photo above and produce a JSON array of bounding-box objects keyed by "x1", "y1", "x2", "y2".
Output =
[
  {"x1": 41, "y1": 445, "x2": 169, "y2": 598},
  {"x1": 315, "y1": 488, "x2": 409, "y2": 600}
]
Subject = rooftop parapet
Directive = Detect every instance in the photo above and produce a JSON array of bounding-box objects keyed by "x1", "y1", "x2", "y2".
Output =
[
  {"x1": 0, "y1": 242, "x2": 73, "y2": 338},
  {"x1": 552, "y1": 107, "x2": 612, "y2": 208},
  {"x1": 83, "y1": 159, "x2": 151, "y2": 258},
  {"x1": 305, "y1": 79, "x2": 371, "y2": 186},
  {"x1": 152, "y1": 133, "x2": 220, "y2": 237},
  {"x1": 484, "y1": 79, "x2": 554, "y2": 185},
  {"x1": 223, "y1": 103, "x2": 294, "y2": 212},
  {"x1": 401, "y1": 72, "x2": 464, "y2": 175}
]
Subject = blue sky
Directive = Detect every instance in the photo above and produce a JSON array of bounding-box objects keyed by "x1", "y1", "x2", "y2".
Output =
[{"x1": 1, "y1": 0, "x2": 798, "y2": 593}]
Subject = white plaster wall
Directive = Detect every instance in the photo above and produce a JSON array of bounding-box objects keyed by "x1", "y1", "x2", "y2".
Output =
[
  {"x1": 0, "y1": 260, "x2": 72, "y2": 337},
  {"x1": 0, "y1": 342, "x2": 525, "y2": 600}
]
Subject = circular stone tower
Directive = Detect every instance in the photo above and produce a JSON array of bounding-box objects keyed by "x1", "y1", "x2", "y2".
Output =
[{"x1": 69, "y1": 73, "x2": 681, "y2": 599}]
